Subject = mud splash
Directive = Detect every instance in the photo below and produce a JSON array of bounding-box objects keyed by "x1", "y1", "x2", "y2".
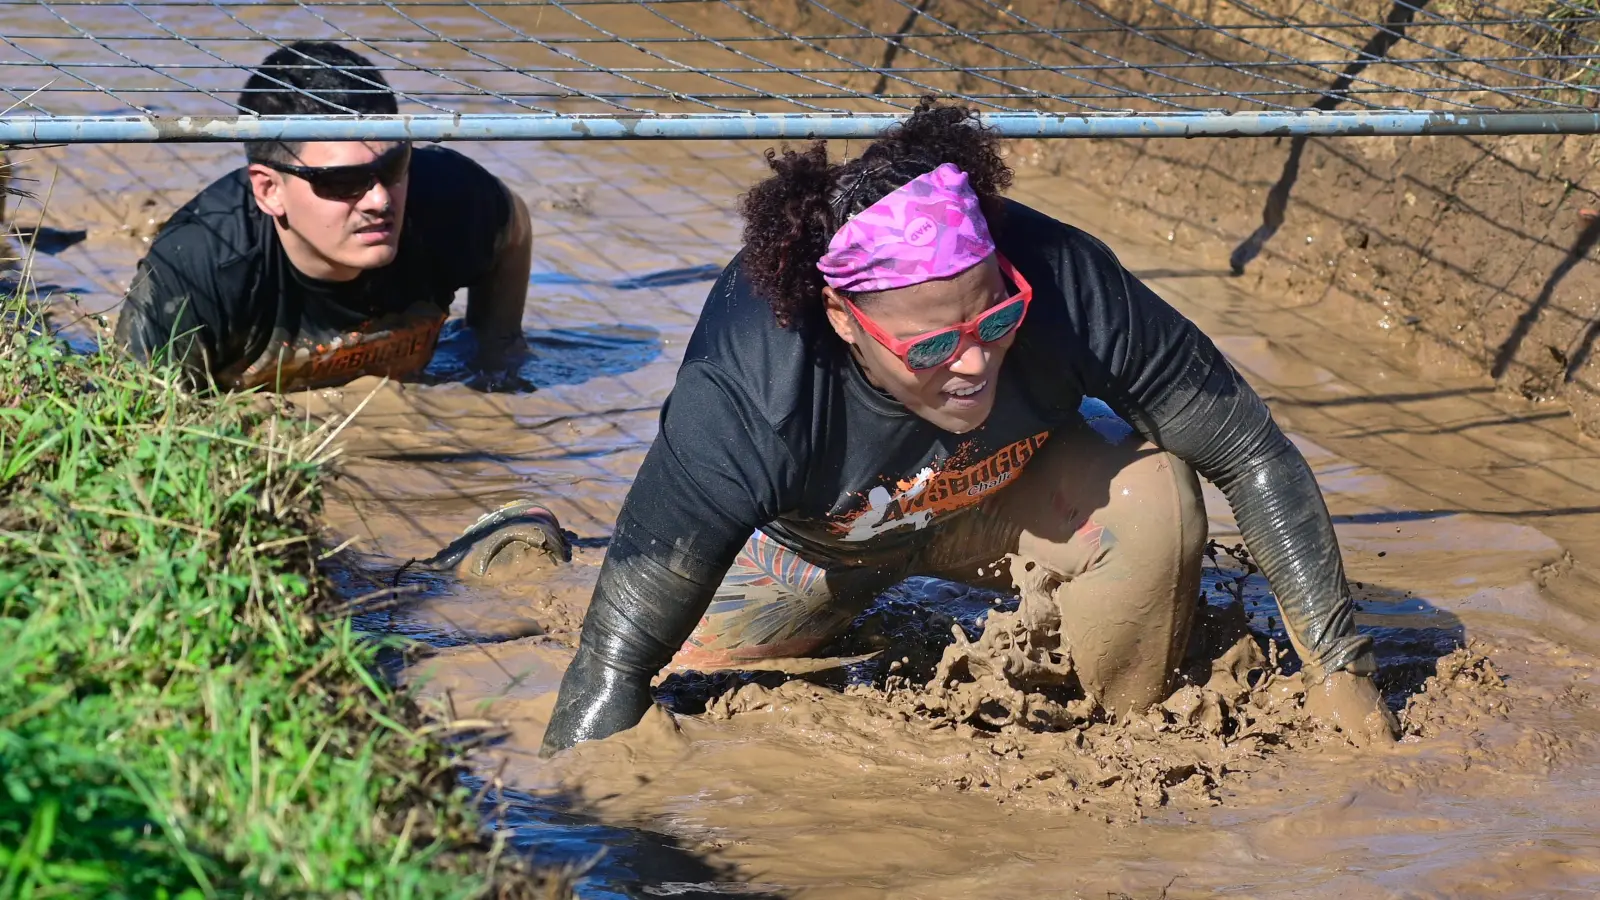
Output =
[{"x1": 404, "y1": 555, "x2": 1597, "y2": 898}]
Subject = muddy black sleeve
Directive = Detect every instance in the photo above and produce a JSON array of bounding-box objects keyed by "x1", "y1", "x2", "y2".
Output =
[
  {"x1": 406, "y1": 147, "x2": 513, "y2": 291},
  {"x1": 1059, "y1": 234, "x2": 1374, "y2": 678},
  {"x1": 541, "y1": 361, "x2": 795, "y2": 754},
  {"x1": 113, "y1": 228, "x2": 231, "y2": 383}
]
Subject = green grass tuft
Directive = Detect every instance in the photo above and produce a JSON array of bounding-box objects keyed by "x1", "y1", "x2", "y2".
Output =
[{"x1": 0, "y1": 294, "x2": 568, "y2": 898}]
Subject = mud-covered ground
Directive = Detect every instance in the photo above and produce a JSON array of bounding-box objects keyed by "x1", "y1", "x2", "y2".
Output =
[{"x1": 380, "y1": 395, "x2": 1600, "y2": 898}]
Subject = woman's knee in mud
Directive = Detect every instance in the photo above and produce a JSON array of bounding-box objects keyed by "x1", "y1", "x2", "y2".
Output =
[
  {"x1": 1015, "y1": 440, "x2": 1208, "y2": 586},
  {"x1": 1024, "y1": 444, "x2": 1208, "y2": 714},
  {"x1": 1111, "y1": 446, "x2": 1208, "y2": 574}
]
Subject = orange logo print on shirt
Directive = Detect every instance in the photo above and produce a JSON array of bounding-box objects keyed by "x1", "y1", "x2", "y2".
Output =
[
  {"x1": 833, "y1": 431, "x2": 1050, "y2": 542},
  {"x1": 228, "y1": 312, "x2": 446, "y2": 392}
]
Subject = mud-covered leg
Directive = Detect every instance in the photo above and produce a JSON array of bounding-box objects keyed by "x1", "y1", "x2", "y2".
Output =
[
  {"x1": 922, "y1": 421, "x2": 1209, "y2": 714},
  {"x1": 1034, "y1": 435, "x2": 1207, "y2": 713}
]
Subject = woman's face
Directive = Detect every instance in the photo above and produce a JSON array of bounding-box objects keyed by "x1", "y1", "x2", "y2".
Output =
[{"x1": 823, "y1": 255, "x2": 1015, "y2": 434}]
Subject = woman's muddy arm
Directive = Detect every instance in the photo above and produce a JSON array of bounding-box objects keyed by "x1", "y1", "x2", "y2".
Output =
[
  {"x1": 1140, "y1": 350, "x2": 1376, "y2": 678},
  {"x1": 540, "y1": 359, "x2": 791, "y2": 754},
  {"x1": 1054, "y1": 228, "x2": 1375, "y2": 679},
  {"x1": 541, "y1": 525, "x2": 717, "y2": 754}
]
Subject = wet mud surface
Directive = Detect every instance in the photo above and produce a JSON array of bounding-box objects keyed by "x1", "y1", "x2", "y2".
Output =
[{"x1": 14, "y1": 5, "x2": 1600, "y2": 896}]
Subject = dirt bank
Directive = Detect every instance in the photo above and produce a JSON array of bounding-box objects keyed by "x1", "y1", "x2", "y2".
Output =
[{"x1": 1030, "y1": 124, "x2": 1600, "y2": 428}]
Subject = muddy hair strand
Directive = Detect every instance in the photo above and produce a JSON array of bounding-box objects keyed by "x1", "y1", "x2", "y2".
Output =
[{"x1": 738, "y1": 97, "x2": 1012, "y2": 329}]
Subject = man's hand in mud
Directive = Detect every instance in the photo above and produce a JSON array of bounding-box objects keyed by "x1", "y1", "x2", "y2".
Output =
[
  {"x1": 1304, "y1": 670, "x2": 1400, "y2": 748},
  {"x1": 465, "y1": 331, "x2": 534, "y2": 393},
  {"x1": 464, "y1": 365, "x2": 535, "y2": 394}
]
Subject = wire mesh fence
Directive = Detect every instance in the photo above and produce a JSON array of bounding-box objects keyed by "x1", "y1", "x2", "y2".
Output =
[{"x1": 3, "y1": 0, "x2": 1600, "y2": 141}]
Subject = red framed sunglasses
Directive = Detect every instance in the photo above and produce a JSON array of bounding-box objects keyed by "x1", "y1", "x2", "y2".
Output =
[{"x1": 845, "y1": 253, "x2": 1033, "y2": 371}]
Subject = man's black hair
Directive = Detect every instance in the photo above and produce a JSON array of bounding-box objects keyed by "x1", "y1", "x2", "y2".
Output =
[{"x1": 238, "y1": 41, "x2": 397, "y2": 165}]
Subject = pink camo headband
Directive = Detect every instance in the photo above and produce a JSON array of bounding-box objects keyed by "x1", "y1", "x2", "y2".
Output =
[{"x1": 816, "y1": 162, "x2": 995, "y2": 293}]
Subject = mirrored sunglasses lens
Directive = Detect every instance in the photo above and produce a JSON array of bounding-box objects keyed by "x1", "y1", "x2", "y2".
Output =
[
  {"x1": 905, "y1": 331, "x2": 960, "y2": 369},
  {"x1": 311, "y1": 171, "x2": 375, "y2": 200},
  {"x1": 377, "y1": 148, "x2": 410, "y2": 185},
  {"x1": 976, "y1": 299, "x2": 1025, "y2": 342}
]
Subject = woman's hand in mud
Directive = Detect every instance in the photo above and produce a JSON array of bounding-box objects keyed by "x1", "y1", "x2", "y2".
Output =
[{"x1": 1304, "y1": 670, "x2": 1400, "y2": 748}]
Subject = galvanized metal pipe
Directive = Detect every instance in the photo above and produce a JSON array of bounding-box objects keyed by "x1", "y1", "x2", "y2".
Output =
[{"x1": 3, "y1": 109, "x2": 1600, "y2": 143}]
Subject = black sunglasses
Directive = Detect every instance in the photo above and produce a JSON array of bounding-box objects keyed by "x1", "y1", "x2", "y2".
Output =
[{"x1": 261, "y1": 143, "x2": 412, "y2": 201}]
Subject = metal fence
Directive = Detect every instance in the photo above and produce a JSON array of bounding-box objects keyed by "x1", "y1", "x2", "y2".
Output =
[{"x1": 3, "y1": 0, "x2": 1600, "y2": 141}]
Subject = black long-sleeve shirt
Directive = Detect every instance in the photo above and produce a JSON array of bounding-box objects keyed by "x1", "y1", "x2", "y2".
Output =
[{"x1": 541, "y1": 199, "x2": 1373, "y2": 753}]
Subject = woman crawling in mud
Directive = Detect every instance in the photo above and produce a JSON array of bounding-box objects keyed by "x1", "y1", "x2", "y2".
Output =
[{"x1": 540, "y1": 98, "x2": 1397, "y2": 755}]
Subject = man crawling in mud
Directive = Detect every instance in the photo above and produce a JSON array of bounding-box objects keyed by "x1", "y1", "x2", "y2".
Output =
[
  {"x1": 539, "y1": 98, "x2": 1398, "y2": 754},
  {"x1": 114, "y1": 41, "x2": 533, "y2": 392}
]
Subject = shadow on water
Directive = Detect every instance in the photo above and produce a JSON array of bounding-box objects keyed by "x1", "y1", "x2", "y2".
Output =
[
  {"x1": 528, "y1": 263, "x2": 723, "y2": 292},
  {"x1": 3, "y1": 271, "x2": 109, "y2": 356},
  {"x1": 1491, "y1": 212, "x2": 1600, "y2": 382},
  {"x1": 475, "y1": 780, "x2": 787, "y2": 900},
  {"x1": 417, "y1": 319, "x2": 663, "y2": 390},
  {"x1": 5, "y1": 224, "x2": 90, "y2": 256}
]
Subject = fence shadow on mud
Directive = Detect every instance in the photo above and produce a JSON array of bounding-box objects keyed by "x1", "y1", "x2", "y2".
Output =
[
  {"x1": 1062, "y1": 131, "x2": 1600, "y2": 531},
  {"x1": 1207, "y1": 127, "x2": 1600, "y2": 403},
  {"x1": 1228, "y1": 0, "x2": 1437, "y2": 275},
  {"x1": 1055, "y1": 32, "x2": 1600, "y2": 429}
]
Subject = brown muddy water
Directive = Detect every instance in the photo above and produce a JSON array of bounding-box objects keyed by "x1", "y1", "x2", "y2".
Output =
[{"x1": 13, "y1": 5, "x2": 1600, "y2": 896}]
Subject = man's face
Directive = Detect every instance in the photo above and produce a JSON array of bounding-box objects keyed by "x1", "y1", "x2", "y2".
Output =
[{"x1": 248, "y1": 140, "x2": 410, "y2": 280}]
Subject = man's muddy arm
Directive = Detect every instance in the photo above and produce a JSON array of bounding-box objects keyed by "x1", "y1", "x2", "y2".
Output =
[
  {"x1": 464, "y1": 183, "x2": 532, "y2": 379},
  {"x1": 112, "y1": 262, "x2": 215, "y2": 385}
]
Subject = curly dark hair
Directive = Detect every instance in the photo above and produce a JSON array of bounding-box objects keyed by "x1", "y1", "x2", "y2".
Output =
[{"x1": 738, "y1": 97, "x2": 1012, "y2": 329}]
